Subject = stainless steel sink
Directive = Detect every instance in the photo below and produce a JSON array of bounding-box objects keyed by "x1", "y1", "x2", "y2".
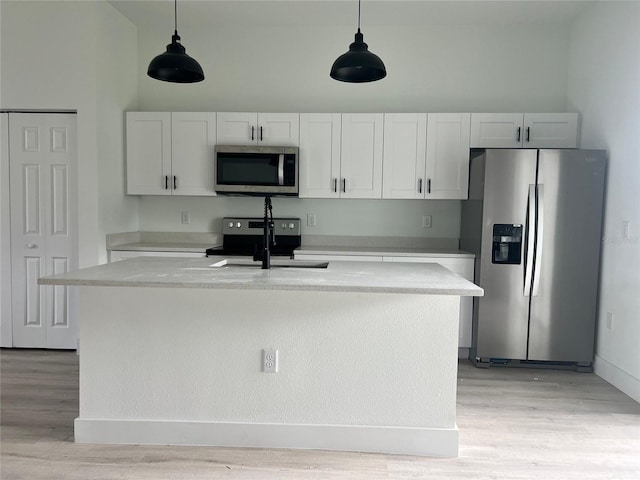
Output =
[{"x1": 209, "y1": 259, "x2": 329, "y2": 269}]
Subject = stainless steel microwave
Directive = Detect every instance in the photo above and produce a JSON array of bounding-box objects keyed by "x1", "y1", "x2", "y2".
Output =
[{"x1": 214, "y1": 145, "x2": 299, "y2": 196}]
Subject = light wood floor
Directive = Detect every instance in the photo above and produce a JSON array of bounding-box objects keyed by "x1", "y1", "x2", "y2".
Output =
[{"x1": 1, "y1": 349, "x2": 639, "y2": 479}]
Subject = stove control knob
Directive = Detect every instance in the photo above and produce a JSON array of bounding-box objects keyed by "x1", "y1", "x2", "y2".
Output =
[
  {"x1": 236, "y1": 222, "x2": 242, "y2": 228},
  {"x1": 281, "y1": 223, "x2": 287, "y2": 229},
  {"x1": 289, "y1": 223, "x2": 295, "y2": 229},
  {"x1": 228, "y1": 222, "x2": 234, "y2": 228}
]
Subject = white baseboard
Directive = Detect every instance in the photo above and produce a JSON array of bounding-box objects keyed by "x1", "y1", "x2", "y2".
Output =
[
  {"x1": 74, "y1": 419, "x2": 459, "y2": 457},
  {"x1": 594, "y1": 355, "x2": 640, "y2": 403}
]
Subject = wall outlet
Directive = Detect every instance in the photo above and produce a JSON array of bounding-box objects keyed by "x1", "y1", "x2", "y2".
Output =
[
  {"x1": 606, "y1": 312, "x2": 614, "y2": 330},
  {"x1": 307, "y1": 214, "x2": 317, "y2": 227},
  {"x1": 422, "y1": 215, "x2": 432, "y2": 228},
  {"x1": 181, "y1": 210, "x2": 190, "y2": 225},
  {"x1": 623, "y1": 221, "x2": 631, "y2": 239},
  {"x1": 262, "y1": 348, "x2": 278, "y2": 373}
]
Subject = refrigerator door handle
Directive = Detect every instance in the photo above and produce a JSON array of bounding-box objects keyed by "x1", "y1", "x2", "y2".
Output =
[
  {"x1": 532, "y1": 184, "x2": 544, "y2": 296},
  {"x1": 524, "y1": 184, "x2": 535, "y2": 296}
]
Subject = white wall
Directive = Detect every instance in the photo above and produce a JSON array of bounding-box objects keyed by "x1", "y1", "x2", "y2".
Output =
[
  {"x1": 135, "y1": 19, "x2": 573, "y2": 237},
  {"x1": 0, "y1": 0, "x2": 138, "y2": 265},
  {"x1": 567, "y1": 1, "x2": 640, "y2": 402}
]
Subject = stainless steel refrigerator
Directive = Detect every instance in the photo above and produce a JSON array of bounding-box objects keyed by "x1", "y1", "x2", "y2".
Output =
[{"x1": 460, "y1": 149, "x2": 606, "y2": 371}]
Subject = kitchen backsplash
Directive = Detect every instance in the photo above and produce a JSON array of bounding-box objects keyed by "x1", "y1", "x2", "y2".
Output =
[{"x1": 138, "y1": 196, "x2": 462, "y2": 240}]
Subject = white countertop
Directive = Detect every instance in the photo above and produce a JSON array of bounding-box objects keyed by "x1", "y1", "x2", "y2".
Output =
[
  {"x1": 295, "y1": 245, "x2": 474, "y2": 258},
  {"x1": 39, "y1": 256, "x2": 483, "y2": 296}
]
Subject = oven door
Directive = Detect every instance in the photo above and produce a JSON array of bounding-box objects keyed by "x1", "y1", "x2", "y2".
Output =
[{"x1": 215, "y1": 146, "x2": 298, "y2": 196}]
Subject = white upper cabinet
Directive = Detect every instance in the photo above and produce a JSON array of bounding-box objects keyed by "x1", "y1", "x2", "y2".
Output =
[
  {"x1": 522, "y1": 113, "x2": 578, "y2": 148},
  {"x1": 216, "y1": 112, "x2": 299, "y2": 146},
  {"x1": 126, "y1": 112, "x2": 216, "y2": 196},
  {"x1": 299, "y1": 113, "x2": 342, "y2": 198},
  {"x1": 425, "y1": 113, "x2": 471, "y2": 199},
  {"x1": 383, "y1": 113, "x2": 470, "y2": 200},
  {"x1": 470, "y1": 113, "x2": 578, "y2": 148},
  {"x1": 340, "y1": 113, "x2": 384, "y2": 199},
  {"x1": 382, "y1": 113, "x2": 427, "y2": 199}
]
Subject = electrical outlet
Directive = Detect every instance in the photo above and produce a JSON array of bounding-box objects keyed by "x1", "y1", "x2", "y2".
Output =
[
  {"x1": 307, "y1": 214, "x2": 317, "y2": 227},
  {"x1": 623, "y1": 221, "x2": 631, "y2": 239},
  {"x1": 606, "y1": 312, "x2": 614, "y2": 330},
  {"x1": 422, "y1": 215, "x2": 432, "y2": 228},
  {"x1": 181, "y1": 210, "x2": 190, "y2": 225},
  {"x1": 262, "y1": 348, "x2": 278, "y2": 373}
]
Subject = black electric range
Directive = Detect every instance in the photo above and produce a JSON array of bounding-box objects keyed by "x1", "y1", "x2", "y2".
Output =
[{"x1": 205, "y1": 217, "x2": 302, "y2": 258}]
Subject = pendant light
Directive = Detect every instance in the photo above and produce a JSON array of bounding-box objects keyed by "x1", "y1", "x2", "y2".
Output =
[
  {"x1": 147, "y1": 0, "x2": 204, "y2": 83},
  {"x1": 330, "y1": 0, "x2": 386, "y2": 83}
]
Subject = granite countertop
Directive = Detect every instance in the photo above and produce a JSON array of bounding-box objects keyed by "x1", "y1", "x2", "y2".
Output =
[{"x1": 39, "y1": 256, "x2": 483, "y2": 296}]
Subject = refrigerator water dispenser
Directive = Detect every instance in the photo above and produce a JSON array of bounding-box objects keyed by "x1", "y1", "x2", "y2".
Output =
[{"x1": 492, "y1": 224, "x2": 523, "y2": 264}]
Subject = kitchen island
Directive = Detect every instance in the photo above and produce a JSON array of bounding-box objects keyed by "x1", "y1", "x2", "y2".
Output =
[{"x1": 40, "y1": 256, "x2": 483, "y2": 457}]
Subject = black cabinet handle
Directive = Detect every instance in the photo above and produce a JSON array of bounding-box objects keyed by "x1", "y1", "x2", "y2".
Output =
[
  {"x1": 427, "y1": 178, "x2": 431, "y2": 194},
  {"x1": 165, "y1": 175, "x2": 169, "y2": 190},
  {"x1": 526, "y1": 127, "x2": 530, "y2": 142},
  {"x1": 517, "y1": 127, "x2": 521, "y2": 142},
  {"x1": 342, "y1": 178, "x2": 346, "y2": 193},
  {"x1": 251, "y1": 126, "x2": 255, "y2": 141},
  {"x1": 333, "y1": 178, "x2": 338, "y2": 193},
  {"x1": 418, "y1": 178, "x2": 423, "y2": 194},
  {"x1": 173, "y1": 176, "x2": 177, "y2": 190},
  {"x1": 260, "y1": 126, "x2": 263, "y2": 141}
]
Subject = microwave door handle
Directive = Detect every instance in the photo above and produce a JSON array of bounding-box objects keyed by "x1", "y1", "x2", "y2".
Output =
[{"x1": 278, "y1": 154, "x2": 285, "y2": 185}]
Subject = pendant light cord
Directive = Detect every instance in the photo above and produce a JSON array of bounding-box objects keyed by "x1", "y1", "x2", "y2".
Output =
[
  {"x1": 357, "y1": 0, "x2": 361, "y2": 32},
  {"x1": 174, "y1": 0, "x2": 178, "y2": 35}
]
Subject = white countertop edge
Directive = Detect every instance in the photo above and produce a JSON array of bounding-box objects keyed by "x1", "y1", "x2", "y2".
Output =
[{"x1": 38, "y1": 278, "x2": 481, "y2": 296}]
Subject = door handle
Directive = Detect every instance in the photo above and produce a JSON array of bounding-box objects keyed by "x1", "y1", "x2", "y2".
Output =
[
  {"x1": 418, "y1": 178, "x2": 423, "y2": 194},
  {"x1": 260, "y1": 126, "x2": 263, "y2": 142},
  {"x1": 333, "y1": 178, "x2": 338, "y2": 193},
  {"x1": 524, "y1": 184, "x2": 535, "y2": 296},
  {"x1": 173, "y1": 176, "x2": 177, "y2": 190},
  {"x1": 165, "y1": 175, "x2": 169, "y2": 190},
  {"x1": 277, "y1": 154, "x2": 284, "y2": 186},
  {"x1": 526, "y1": 127, "x2": 531, "y2": 142},
  {"x1": 427, "y1": 178, "x2": 431, "y2": 194},
  {"x1": 342, "y1": 178, "x2": 346, "y2": 193},
  {"x1": 251, "y1": 126, "x2": 255, "y2": 141},
  {"x1": 516, "y1": 127, "x2": 521, "y2": 143},
  {"x1": 532, "y1": 184, "x2": 544, "y2": 296}
]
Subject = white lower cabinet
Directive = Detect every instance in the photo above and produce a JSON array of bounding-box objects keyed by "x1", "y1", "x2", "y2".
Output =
[
  {"x1": 109, "y1": 251, "x2": 205, "y2": 262},
  {"x1": 294, "y1": 251, "x2": 474, "y2": 349}
]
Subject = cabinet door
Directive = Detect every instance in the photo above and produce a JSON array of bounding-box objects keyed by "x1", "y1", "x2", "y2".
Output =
[
  {"x1": 126, "y1": 112, "x2": 171, "y2": 195},
  {"x1": 426, "y1": 113, "x2": 471, "y2": 199},
  {"x1": 382, "y1": 113, "x2": 427, "y2": 199},
  {"x1": 523, "y1": 113, "x2": 578, "y2": 148},
  {"x1": 257, "y1": 113, "x2": 300, "y2": 146},
  {"x1": 299, "y1": 113, "x2": 341, "y2": 198},
  {"x1": 216, "y1": 112, "x2": 258, "y2": 145},
  {"x1": 340, "y1": 114, "x2": 383, "y2": 199},
  {"x1": 171, "y1": 113, "x2": 217, "y2": 196},
  {"x1": 470, "y1": 113, "x2": 524, "y2": 148}
]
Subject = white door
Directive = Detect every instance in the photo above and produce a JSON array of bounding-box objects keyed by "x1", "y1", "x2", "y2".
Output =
[
  {"x1": 522, "y1": 113, "x2": 578, "y2": 148},
  {"x1": 171, "y1": 113, "x2": 217, "y2": 196},
  {"x1": 216, "y1": 112, "x2": 257, "y2": 145},
  {"x1": 382, "y1": 113, "x2": 427, "y2": 199},
  {"x1": 340, "y1": 113, "x2": 383, "y2": 199},
  {"x1": 299, "y1": 113, "x2": 341, "y2": 198},
  {"x1": 126, "y1": 112, "x2": 171, "y2": 195},
  {"x1": 9, "y1": 113, "x2": 78, "y2": 349},
  {"x1": 425, "y1": 113, "x2": 471, "y2": 199},
  {"x1": 1, "y1": 114, "x2": 12, "y2": 347},
  {"x1": 470, "y1": 113, "x2": 524, "y2": 148},
  {"x1": 257, "y1": 113, "x2": 300, "y2": 146}
]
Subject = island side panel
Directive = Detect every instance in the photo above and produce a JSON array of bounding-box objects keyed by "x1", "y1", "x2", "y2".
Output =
[{"x1": 75, "y1": 286, "x2": 460, "y2": 456}]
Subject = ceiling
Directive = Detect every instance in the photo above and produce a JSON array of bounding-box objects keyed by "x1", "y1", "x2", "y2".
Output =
[{"x1": 108, "y1": 1, "x2": 591, "y2": 30}]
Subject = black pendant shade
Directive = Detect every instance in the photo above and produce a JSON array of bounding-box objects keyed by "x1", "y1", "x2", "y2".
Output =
[
  {"x1": 330, "y1": 29, "x2": 386, "y2": 83},
  {"x1": 148, "y1": 32, "x2": 204, "y2": 83},
  {"x1": 330, "y1": 0, "x2": 386, "y2": 83},
  {"x1": 147, "y1": 0, "x2": 204, "y2": 83}
]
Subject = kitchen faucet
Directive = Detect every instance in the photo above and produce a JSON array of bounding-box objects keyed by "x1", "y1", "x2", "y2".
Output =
[{"x1": 261, "y1": 195, "x2": 275, "y2": 269}]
